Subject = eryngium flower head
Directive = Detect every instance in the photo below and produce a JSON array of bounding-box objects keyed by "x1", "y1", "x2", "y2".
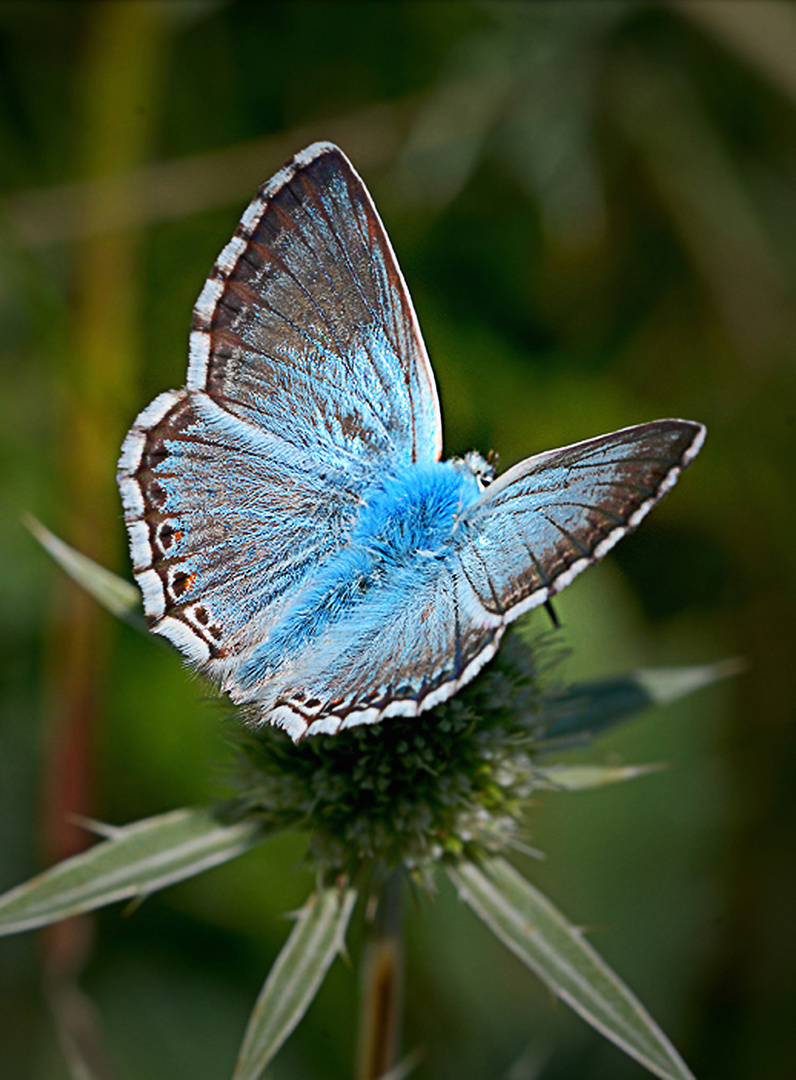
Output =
[{"x1": 223, "y1": 633, "x2": 556, "y2": 881}]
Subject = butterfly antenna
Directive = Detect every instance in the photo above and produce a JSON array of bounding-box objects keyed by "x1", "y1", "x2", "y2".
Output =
[{"x1": 544, "y1": 598, "x2": 561, "y2": 629}]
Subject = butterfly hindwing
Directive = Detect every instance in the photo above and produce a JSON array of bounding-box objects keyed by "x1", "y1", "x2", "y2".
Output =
[
  {"x1": 227, "y1": 547, "x2": 505, "y2": 740},
  {"x1": 117, "y1": 388, "x2": 374, "y2": 676}
]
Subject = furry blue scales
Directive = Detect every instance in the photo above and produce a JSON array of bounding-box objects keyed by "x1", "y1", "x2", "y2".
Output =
[{"x1": 233, "y1": 459, "x2": 485, "y2": 696}]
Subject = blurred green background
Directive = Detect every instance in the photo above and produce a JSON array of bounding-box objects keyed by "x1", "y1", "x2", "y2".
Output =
[{"x1": 1, "y1": 1, "x2": 794, "y2": 1078}]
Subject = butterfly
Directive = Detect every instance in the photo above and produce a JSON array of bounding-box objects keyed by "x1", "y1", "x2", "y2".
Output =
[{"x1": 118, "y1": 142, "x2": 704, "y2": 742}]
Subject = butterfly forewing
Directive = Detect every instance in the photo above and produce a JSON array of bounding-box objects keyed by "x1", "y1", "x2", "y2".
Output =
[
  {"x1": 454, "y1": 420, "x2": 705, "y2": 621},
  {"x1": 119, "y1": 144, "x2": 443, "y2": 676},
  {"x1": 189, "y1": 142, "x2": 442, "y2": 466}
]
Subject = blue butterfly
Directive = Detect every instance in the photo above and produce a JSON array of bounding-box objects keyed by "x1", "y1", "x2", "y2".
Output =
[{"x1": 118, "y1": 142, "x2": 704, "y2": 741}]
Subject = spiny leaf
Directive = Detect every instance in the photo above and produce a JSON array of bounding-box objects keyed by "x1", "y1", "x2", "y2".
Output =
[
  {"x1": 535, "y1": 763, "x2": 664, "y2": 791},
  {"x1": 635, "y1": 660, "x2": 745, "y2": 705},
  {"x1": 0, "y1": 807, "x2": 264, "y2": 935},
  {"x1": 540, "y1": 660, "x2": 742, "y2": 744},
  {"x1": 448, "y1": 857, "x2": 695, "y2": 1080},
  {"x1": 24, "y1": 514, "x2": 144, "y2": 629},
  {"x1": 232, "y1": 887, "x2": 357, "y2": 1080}
]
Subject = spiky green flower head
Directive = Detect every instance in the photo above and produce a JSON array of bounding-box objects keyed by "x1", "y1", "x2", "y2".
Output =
[{"x1": 224, "y1": 631, "x2": 557, "y2": 883}]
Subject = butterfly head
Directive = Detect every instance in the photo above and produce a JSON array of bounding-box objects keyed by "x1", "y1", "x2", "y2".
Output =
[{"x1": 459, "y1": 450, "x2": 496, "y2": 490}]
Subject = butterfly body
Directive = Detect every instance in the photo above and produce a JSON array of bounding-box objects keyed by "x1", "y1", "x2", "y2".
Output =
[
  {"x1": 119, "y1": 142, "x2": 704, "y2": 741},
  {"x1": 229, "y1": 456, "x2": 489, "y2": 715}
]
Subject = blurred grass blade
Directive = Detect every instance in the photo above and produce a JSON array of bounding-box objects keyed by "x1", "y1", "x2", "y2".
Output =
[
  {"x1": 0, "y1": 807, "x2": 264, "y2": 935},
  {"x1": 24, "y1": 514, "x2": 145, "y2": 629},
  {"x1": 48, "y1": 979, "x2": 118, "y2": 1080},
  {"x1": 536, "y1": 763, "x2": 664, "y2": 791},
  {"x1": 233, "y1": 887, "x2": 357, "y2": 1080},
  {"x1": 676, "y1": 0, "x2": 796, "y2": 108},
  {"x1": 376, "y1": 1046, "x2": 425, "y2": 1080},
  {"x1": 449, "y1": 858, "x2": 695, "y2": 1080},
  {"x1": 540, "y1": 660, "x2": 742, "y2": 744}
]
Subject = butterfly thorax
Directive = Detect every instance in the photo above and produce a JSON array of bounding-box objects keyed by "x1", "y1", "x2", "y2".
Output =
[{"x1": 352, "y1": 459, "x2": 481, "y2": 563}]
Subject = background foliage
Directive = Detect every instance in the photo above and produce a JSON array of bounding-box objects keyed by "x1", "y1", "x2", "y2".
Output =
[{"x1": 0, "y1": 2, "x2": 793, "y2": 1078}]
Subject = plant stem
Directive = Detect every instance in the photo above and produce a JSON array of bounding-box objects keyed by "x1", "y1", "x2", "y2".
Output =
[{"x1": 356, "y1": 870, "x2": 404, "y2": 1080}]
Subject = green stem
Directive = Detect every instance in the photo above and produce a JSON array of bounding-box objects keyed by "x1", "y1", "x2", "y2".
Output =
[{"x1": 356, "y1": 871, "x2": 404, "y2": 1080}]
